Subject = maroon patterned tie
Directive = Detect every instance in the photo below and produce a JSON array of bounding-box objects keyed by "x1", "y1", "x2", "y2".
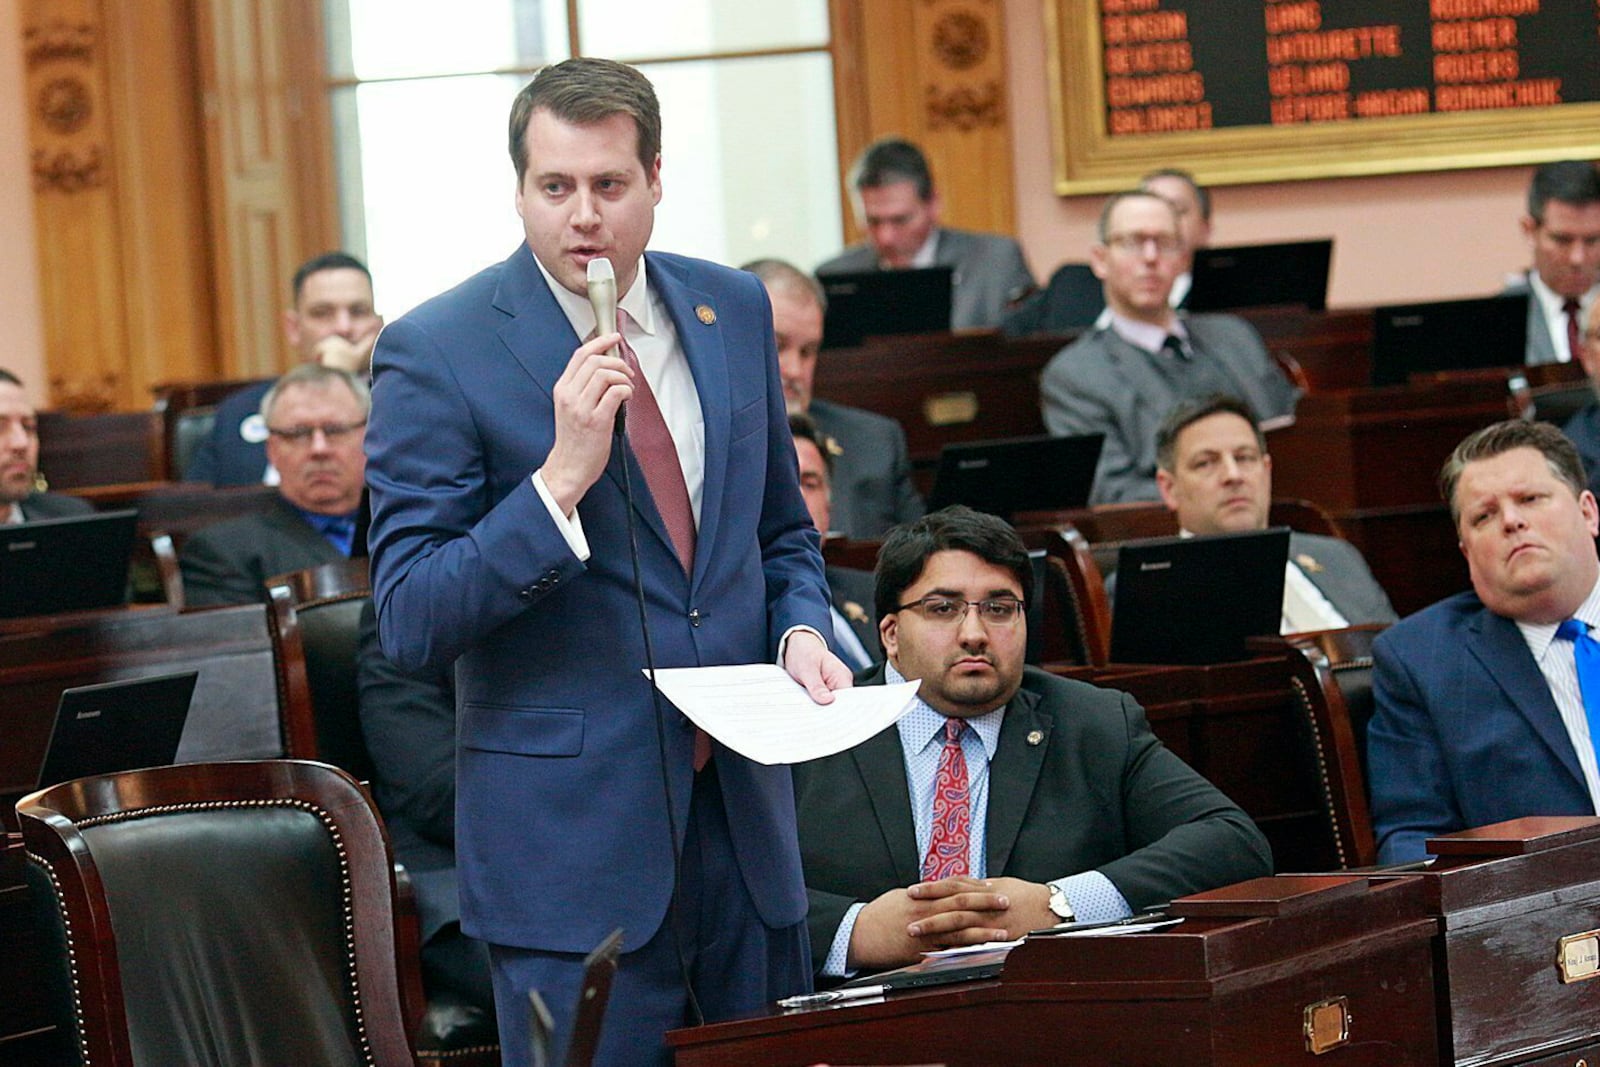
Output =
[
  {"x1": 614, "y1": 314, "x2": 695, "y2": 575},
  {"x1": 614, "y1": 315, "x2": 708, "y2": 768},
  {"x1": 1566, "y1": 299, "x2": 1584, "y2": 364},
  {"x1": 922, "y1": 719, "x2": 971, "y2": 881}
]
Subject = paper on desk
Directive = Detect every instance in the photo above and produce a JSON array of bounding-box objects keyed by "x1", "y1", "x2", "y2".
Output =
[{"x1": 645, "y1": 664, "x2": 920, "y2": 765}]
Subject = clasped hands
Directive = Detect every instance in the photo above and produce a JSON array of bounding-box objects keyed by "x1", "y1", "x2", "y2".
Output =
[{"x1": 846, "y1": 876, "x2": 1058, "y2": 971}]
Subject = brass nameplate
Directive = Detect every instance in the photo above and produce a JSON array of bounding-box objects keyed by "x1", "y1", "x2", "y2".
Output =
[
  {"x1": 923, "y1": 392, "x2": 978, "y2": 427},
  {"x1": 1303, "y1": 997, "x2": 1350, "y2": 1055},
  {"x1": 1557, "y1": 930, "x2": 1600, "y2": 984}
]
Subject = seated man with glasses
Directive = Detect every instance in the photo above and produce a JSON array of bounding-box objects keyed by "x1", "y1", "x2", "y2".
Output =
[
  {"x1": 793, "y1": 506, "x2": 1272, "y2": 980},
  {"x1": 1040, "y1": 189, "x2": 1299, "y2": 504},
  {"x1": 181, "y1": 363, "x2": 369, "y2": 606}
]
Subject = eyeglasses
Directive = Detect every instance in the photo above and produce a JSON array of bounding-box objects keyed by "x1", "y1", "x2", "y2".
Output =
[
  {"x1": 266, "y1": 419, "x2": 367, "y2": 446},
  {"x1": 1104, "y1": 233, "x2": 1183, "y2": 258},
  {"x1": 894, "y1": 596, "x2": 1026, "y2": 626}
]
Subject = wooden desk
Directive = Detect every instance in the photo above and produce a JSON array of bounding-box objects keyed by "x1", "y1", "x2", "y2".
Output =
[
  {"x1": 0, "y1": 836, "x2": 69, "y2": 1066},
  {"x1": 670, "y1": 875, "x2": 1440, "y2": 1066}
]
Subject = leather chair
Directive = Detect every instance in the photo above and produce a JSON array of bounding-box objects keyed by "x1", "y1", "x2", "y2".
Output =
[
  {"x1": 151, "y1": 377, "x2": 273, "y2": 481},
  {"x1": 18, "y1": 759, "x2": 418, "y2": 1065},
  {"x1": 1281, "y1": 625, "x2": 1387, "y2": 869},
  {"x1": 268, "y1": 557, "x2": 375, "y2": 780},
  {"x1": 268, "y1": 558, "x2": 502, "y2": 1065}
]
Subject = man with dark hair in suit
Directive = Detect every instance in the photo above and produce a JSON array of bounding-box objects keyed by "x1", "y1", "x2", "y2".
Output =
[
  {"x1": 746, "y1": 257, "x2": 922, "y2": 538},
  {"x1": 180, "y1": 364, "x2": 368, "y2": 606},
  {"x1": 816, "y1": 137, "x2": 1034, "y2": 330},
  {"x1": 185, "y1": 251, "x2": 383, "y2": 485},
  {"x1": 1561, "y1": 298, "x2": 1600, "y2": 497},
  {"x1": 0, "y1": 368, "x2": 93, "y2": 524},
  {"x1": 794, "y1": 505, "x2": 1271, "y2": 979},
  {"x1": 790, "y1": 411, "x2": 879, "y2": 669},
  {"x1": 1508, "y1": 160, "x2": 1600, "y2": 367},
  {"x1": 1154, "y1": 393, "x2": 1396, "y2": 632},
  {"x1": 1370, "y1": 420, "x2": 1600, "y2": 863},
  {"x1": 1040, "y1": 190, "x2": 1299, "y2": 504},
  {"x1": 1138, "y1": 167, "x2": 1211, "y2": 310},
  {"x1": 364, "y1": 57, "x2": 846, "y2": 1066}
]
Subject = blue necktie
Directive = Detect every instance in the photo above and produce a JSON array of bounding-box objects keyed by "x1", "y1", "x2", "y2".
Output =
[{"x1": 1556, "y1": 618, "x2": 1600, "y2": 770}]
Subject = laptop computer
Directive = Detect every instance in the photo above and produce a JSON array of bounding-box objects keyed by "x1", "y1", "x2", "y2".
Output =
[
  {"x1": 820, "y1": 266, "x2": 954, "y2": 349},
  {"x1": 926, "y1": 434, "x2": 1105, "y2": 520},
  {"x1": 0, "y1": 508, "x2": 137, "y2": 619},
  {"x1": 34, "y1": 670, "x2": 199, "y2": 790},
  {"x1": 1110, "y1": 528, "x2": 1289, "y2": 665},
  {"x1": 1370, "y1": 293, "x2": 1530, "y2": 386},
  {"x1": 1185, "y1": 239, "x2": 1334, "y2": 313}
]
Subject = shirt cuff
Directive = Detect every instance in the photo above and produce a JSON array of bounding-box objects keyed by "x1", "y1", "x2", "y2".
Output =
[
  {"x1": 821, "y1": 902, "x2": 867, "y2": 979},
  {"x1": 1052, "y1": 871, "x2": 1133, "y2": 924},
  {"x1": 531, "y1": 470, "x2": 590, "y2": 562},
  {"x1": 778, "y1": 625, "x2": 827, "y2": 666}
]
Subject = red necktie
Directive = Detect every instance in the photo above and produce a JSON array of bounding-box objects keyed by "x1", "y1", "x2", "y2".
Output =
[
  {"x1": 922, "y1": 719, "x2": 971, "y2": 881},
  {"x1": 1566, "y1": 299, "x2": 1583, "y2": 364},
  {"x1": 616, "y1": 316, "x2": 695, "y2": 576},
  {"x1": 614, "y1": 316, "x2": 708, "y2": 769}
]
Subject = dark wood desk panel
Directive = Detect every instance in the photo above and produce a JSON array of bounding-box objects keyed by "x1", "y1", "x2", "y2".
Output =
[
  {"x1": 670, "y1": 876, "x2": 1440, "y2": 1066},
  {"x1": 0, "y1": 837, "x2": 69, "y2": 1065},
  {"x1": 35, "y1": 410, "x2": 162, "y2": 489}
]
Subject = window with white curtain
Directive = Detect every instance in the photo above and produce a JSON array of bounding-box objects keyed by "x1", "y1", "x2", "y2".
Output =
[{"x1": 325, "y1": 0, "x2": 841, "y2": 317}]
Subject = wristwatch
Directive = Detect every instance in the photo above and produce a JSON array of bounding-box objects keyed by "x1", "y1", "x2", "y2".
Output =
[{"x1": 1047, "y1": 882, "x2": 1076, "y2": 923}]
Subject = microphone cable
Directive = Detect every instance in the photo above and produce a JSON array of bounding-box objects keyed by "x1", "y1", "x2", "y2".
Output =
[{"x1": 614, "y1": 419, "x2": 707, "y2": 1029}]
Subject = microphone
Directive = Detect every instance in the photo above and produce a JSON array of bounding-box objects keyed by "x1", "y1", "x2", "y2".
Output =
[{"x1": 587, "y1": 258, "x2": 626, "y2": 436}]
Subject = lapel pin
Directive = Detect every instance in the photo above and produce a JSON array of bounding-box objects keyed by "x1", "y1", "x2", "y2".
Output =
[
  {"x1": 1295, "y1": 553, "x2": 1323, "y2": 573},
  {"x1": 1026, "y1": 730, "x2": 1044, "y2": 747},
  {"x1": 843, "y1": 600, "x2": 870, "y2": 624},
  {"x1": 825, "y1": 434, "x2": 844, "y2": 457},
  {"x1": 695, "y1": 304, "x2": 716, "y2": 325}
]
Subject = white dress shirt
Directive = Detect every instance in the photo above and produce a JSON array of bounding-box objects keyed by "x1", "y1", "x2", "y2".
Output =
[
  {"x1": 1516, "y1": 576, "x2": 1600, "y2": 813},
  {"x1": 1527, "y1": 269, "x2": 1598, "y2": 364}
]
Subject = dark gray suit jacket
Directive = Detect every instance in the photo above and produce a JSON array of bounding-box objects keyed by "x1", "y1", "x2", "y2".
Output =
[
  {"x1": 1040, "y1": 316, "x2": 1300, "y2": 504},
  {"x1": 180, "y1": 495, "x2": 346, "y2": 607},
  {"x1": 826, "y1": 564, "x2": 880, "y2": 666},
  {"x1": 18, "y1": 491, "x2": 95, "y2": 522},
  {"x1": 792, "y1": 665, "x2": 1272, "y2": 969},
  {"x1": 817, "y1": 226, "x2": 1034, "y2": 330},
  {"x1": 809, "y1": 399, "x2": 923, "y2": 539},
  {"x1": 1288, "y1": 532, "x2": 1398, "y2": 627}
]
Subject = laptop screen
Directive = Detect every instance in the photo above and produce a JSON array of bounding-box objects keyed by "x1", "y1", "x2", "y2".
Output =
[
  {"x1": 1186, "y1": 240, "x2": 1333, "y2": 313},
  {"x1": 35, "y1": 671, "x2": 198, "y2": 790},
  {"x1": 819, "y1": 266, "x2": 954, "y2": 349},
  {"x1": 0, "y1": 508, "x2": 137, "y2": 619},
  {"x1": 1370, "y1": 293, "x2": 1530, "y2": 386},
  {"x1": 927, "y1": 434, "x2": 1105, "y2": 521},
  {"x1": 1111, "y1": 528, "x2": 1289, "y2": 665}
]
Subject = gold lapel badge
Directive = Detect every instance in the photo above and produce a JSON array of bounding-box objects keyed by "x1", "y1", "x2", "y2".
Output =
[
  {"x1": 1026, "y1": 730, "x2": 1045, "y2": 747},
  {"x1": 695, "y1": 304, "x2": 716, "y2": 325},
  {"x1": 843, "y1": 601, "x2": 870, "y2": 624},
  {"x1": 1295, "y1": 553, "x2": 1324, "y2": 574}
]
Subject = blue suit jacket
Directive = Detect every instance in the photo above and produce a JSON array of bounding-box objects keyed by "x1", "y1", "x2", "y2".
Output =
[
  {"x1": 1369, "y1": 590, "x2": 1595, "y2": 863},
  {"x1": 365, "y1": 245, "x2": 832, "y2": 954}
]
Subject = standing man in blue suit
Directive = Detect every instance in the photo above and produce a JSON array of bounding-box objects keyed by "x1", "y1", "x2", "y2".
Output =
[
  {"x1": 364, "y1": 58, "x2": 851, "y2": 1066},
  {"x1": 1370, "y1": 420, "x2": 1600, "y2": 863}
]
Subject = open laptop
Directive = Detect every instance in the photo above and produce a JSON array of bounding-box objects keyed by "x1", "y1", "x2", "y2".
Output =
[
  {"x1": 34, "y1": 671, "x2": 199, "y2": 790},
  {"x1": 819, "y1": 266, "x2": 954, "y2": 349},
  {"x1": 1185, "y1": 239, "x2": 1333, "y2": 313},
  {"x1": 1370, "y1": 293, "x2": 1530, "y2": 386},
  {"x1": 0, "y1": 508, "x2": 137, "y2": 619},
  {"x1": 927, "y1": 433, "x2": 1104, "y2": 520},
  {"x1": 1110, "y1": 528, "x2": 1289, "y2": 665}
]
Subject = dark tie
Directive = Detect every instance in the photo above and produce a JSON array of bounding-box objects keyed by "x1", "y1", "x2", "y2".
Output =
[
  {"x1": 614, "y1": 314, "x2": 708, "y2": 769},
  {"x1": 922, "y1": 719, "x2": 972, "y2": 881},
  {"x1": 1161, "y1": 333, "x2": 1188, "y2": 360},
  {"x1": 1556, "y1": 619, "x2": 1600, "y2": 793},
  {"x1": 1565, "y1": 299, "x2": 1584, "y2": 364},
  {"x1": 615, "y1": 313, "x2": 695, "y2": 576}
]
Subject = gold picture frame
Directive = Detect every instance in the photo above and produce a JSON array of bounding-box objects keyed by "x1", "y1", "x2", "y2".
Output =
[{"x1": 1046, "y1": 0, "x2": 1600, "y2": 195}]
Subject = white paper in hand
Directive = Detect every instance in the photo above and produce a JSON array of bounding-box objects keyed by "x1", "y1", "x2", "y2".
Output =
[{"x1": 644, "y1": 664, "x2": 920, "y2": 765}]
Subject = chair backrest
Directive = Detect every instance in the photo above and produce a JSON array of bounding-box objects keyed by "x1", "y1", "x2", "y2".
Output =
[
  {"x1": 1001, "y1": 261, "x2": 1103, "y2": 335},
  {"x1": 1016, "y1": 525, "x2": 1110, "y2": 668},
  {"x1": 268, "y1": 558, "x2": 375, "y2": 781},
  {"x1": 18, "y1": 759, "x2": 417, "y2": 1067},
  {"x1": 151, "y1": 377, "x2": 274, "y2": 481},
  {"x1": 1282, "y1": 625, "x2": 1386, "y2": 869}
]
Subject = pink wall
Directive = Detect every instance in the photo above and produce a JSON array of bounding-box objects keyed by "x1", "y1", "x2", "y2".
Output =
[
  {"x1": 0, "y1": 0, "x2": 45, "y2": 397},
  {"x1": 1003, "y1": 0, "x2": 1538, "y2": 309}
]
